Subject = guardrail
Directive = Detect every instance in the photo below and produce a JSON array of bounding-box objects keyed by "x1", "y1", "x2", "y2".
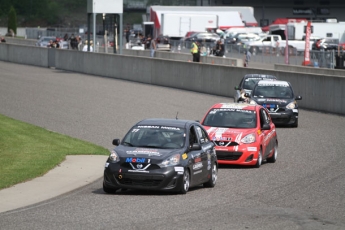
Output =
[{"x1": 1, "y1": 42, "x2": 344, "y2": 116}]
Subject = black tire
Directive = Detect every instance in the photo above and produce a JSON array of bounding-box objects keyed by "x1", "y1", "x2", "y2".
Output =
[
  {"x1": 179, "y1": 169, "x2": 190, "y2": 194},
  {"x1": 255, "y1": 149, "x2": 263, "y2": 168},
  {"x1": 103, "y1": 182, "x2": 119, "y2": 194},
  {"x1": 267, "y1": 142, "x2": 278, "y2": 163},
  {"x1": 203, "y1": 163, "x2": 218, "y2": 188},
  {"x1": 291, "y1": 118, "x2": 298, "y2": 128}
]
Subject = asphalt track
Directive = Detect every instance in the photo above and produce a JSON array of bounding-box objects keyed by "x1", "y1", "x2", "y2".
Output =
[{"x1": 0, "y1": 61, "x2": 344, "y2": 230}]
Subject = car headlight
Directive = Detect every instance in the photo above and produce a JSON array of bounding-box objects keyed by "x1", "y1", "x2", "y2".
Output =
[
  {"x1": 250, "y1": 100, "x2": 257, "y2": 105},
  {"x1": 286, "y1": 101, "x2": 296, "y2": 109},
  {"x1": 241, "y1": 133, "x2": 256, "y2": 144},
  {"x1": 158, "y1": 153, "x2": 180, "y2": 167},
  {"x1": 109, "y1": 150, "x2": 120, "y2": 162}
]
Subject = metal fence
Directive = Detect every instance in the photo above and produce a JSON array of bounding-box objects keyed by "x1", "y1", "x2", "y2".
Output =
[{"x1": 167, "y1": 40, "x2": 343, "y2": 69}]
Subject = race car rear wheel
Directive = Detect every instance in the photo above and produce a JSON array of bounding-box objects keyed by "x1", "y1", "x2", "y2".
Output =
[
  {"x1": 203, "y1": 163, "x2": 218, "y2": 188},
  {"x1": 255, "y1": 149, "x2": 263, "y2": 168},
  {"x1": 267, "y1": 142, "x2": 278, "y2": 163},
  {"x1": 180, "y1": 169, "x2": 190, "y2": 194},
  {"x1": 103, "y1": 182, "x2": 119, "y2": 194}
]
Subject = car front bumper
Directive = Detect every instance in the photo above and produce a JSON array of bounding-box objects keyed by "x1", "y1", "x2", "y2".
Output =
[
  {"x1": 268, "y1": 110, "x2": 298, "y2": 125},
  {"x1": 103, "y1": 163, "x2": 185, "y2": 192},
  {"x1": 215, "y1": 144, "x2": 260, "y2": 166}
]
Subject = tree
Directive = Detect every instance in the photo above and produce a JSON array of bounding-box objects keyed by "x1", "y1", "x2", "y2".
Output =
[{"x1": 8, "y1": 6, "x2": 17, "y2": 35}]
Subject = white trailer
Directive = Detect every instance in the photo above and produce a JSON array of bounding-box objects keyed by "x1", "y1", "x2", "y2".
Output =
[
  {"x1": 270, "y1": 21, "x2": 345, "y2": 42},
  {"x1": 161, "y1": 14, "x2": 218, "y2": 38},
  {"x1": 149, "y1": 6, "x2": 257, "y2": 38}
]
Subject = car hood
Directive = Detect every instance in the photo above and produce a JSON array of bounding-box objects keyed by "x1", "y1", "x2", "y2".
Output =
[
  {"x1": 115, "y1": 146, "x2": 181, "y2": 161},
  {"x1": 252, "y1": 98, "x2": 292, "y2": 106},
  {"x1": 204, "y1": 126, "x2": 254, "y2": 143}
]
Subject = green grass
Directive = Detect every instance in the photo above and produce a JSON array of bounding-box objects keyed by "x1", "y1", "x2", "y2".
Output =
[{"x1": 0, "y1": 113, "x2": 110, "y2": 190}]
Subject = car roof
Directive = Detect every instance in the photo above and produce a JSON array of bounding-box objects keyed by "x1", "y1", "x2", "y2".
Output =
[
  {"x1": 244, "y1": 74, "x2": 277, "y2": 79},
  {"x1": 209, "y1": 102, "x2": 259, "y2": 111},
  {"x1": 135, "y1": 118, "x2": 197, "y2": 128},
  {"x1": 257, "y1": 80, "x2": 290, "y2": 87}
]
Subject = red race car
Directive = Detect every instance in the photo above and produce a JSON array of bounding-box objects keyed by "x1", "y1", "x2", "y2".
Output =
[{"x1": 201, "y1": 103, "x2": 278, "y2": 168}]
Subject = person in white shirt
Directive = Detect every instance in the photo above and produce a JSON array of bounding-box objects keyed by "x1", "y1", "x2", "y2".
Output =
[{"x1": 82, "y1": 40, "x2": 93, "y2": 52}]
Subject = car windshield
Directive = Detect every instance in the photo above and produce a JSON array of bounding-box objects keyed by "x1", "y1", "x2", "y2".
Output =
[
  {"x1": 203, "y1": 108, "x2": 257, "y2": 128},
  {"x1": 243, "y1": 78, "x2": 262, "y2": 90},
  {"x1": 253, "y1": 85, "x2": 293, "y2": 99},
  {"x1": 122, "y1": 125, "x2": 186, "y2": 149}
]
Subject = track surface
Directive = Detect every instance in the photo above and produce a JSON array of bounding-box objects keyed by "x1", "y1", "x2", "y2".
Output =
[{"x1": 0, "y1": 61, "x2": 344, "y2": 230}]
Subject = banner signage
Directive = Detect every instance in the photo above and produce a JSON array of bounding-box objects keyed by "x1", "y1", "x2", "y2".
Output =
[{"x1": 302, "y1": 21, "x2": 311, "y2": 66}]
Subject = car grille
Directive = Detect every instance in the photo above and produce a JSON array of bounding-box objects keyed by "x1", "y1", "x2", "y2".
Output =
[
  {"x1": 118, "y1": 174, "x2": 165, "y2": 187},
  {"x1": 213, "y1": 141, "x2": 239, "y2": 147},
  {"x1": 120, "y1": 163, "x2": 161, "y2": 170},
  {"x1": 262, "y1": 104, "x2": 286, "y2": 113},
  {"x1": 216, "y1": 151, "x2": 243, "y2": 160}
]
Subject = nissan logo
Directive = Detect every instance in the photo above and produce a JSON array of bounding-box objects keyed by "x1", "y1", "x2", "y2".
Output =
[
  {"x1": 219, "y1": 142, "x2": 224, "y2": 146},
  {"x1": 136, "y1": 163, "x2": 143, "y2": 169}
]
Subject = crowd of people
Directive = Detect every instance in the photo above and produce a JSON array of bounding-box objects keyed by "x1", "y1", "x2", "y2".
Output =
[
  {"x1": 190, "y1": 39, "x2": 227, "y2": 63},
  {"x1": 44, "y1": 33, "x2": 95, "y2": 52}
]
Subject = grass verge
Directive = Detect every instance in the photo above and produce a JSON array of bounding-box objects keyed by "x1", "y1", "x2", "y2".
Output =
[{"x1": 0, "y1": 113, "x2": 109, "y2": 190}]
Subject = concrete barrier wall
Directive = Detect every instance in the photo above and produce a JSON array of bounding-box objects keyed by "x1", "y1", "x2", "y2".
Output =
[
  {"x1": 123, "y1": 49, "x2": 242, "y2": 67},
  {"x1": 1, "y1": 43, "x2": 344, "y2": 115},
  {"x1": 4, "y1": 37, "x2": 37, "y2": 46},
  {"x1": 0, "y1": 43, "x2": 48, "y2": 67},
  {"x1": 275, "y1": 64, "x2": 345, "y2": 77}
]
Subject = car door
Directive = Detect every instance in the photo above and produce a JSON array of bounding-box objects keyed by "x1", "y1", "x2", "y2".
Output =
[
  {"x1": 259, "y1": 108, "x2": 275, "y2": 158},
  {"x1": 188, "y1": 125, "x2": 208, "y2": 185},
  {"x1": 194, "y1": 124, "x2": 214, "y2": 181}
]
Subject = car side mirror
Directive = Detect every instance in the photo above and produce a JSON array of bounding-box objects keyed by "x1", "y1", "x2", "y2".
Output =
[
  {"x1": 190, "y1": 143, "x2": 201, "y2": 151},
  {"x1": 112, "y1": 139, "x2": 121, "y2": 146},
  {"x1": 295, "y1": 96, "x2": 302, "y2": 100},
  {"x1": 261, "y1": 123, "x2": 271, "y2": 130}
]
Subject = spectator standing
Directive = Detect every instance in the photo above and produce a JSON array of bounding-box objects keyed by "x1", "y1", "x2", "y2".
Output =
[
  {"x1": 69, "y1": 34, "x2": 78, "y2": 50},
  {"x1": 149, "y1": 35, "x2": 156, "y2": 57},
  {"x1": 244, "y1": 50, "x2": 251, "y2": 67},
  {"x1": 82, "y1": 40, "x2": 93, "y2": 52},
  {"x1": 0, "y1": 36, "x2": 6, "y2": 43},
  {"x1": 47, "y1": 40, "x2": 54, "y2": 48},
  {"x1": 190, "y1": 39, "x2": 200, "y2": 62},
  {"x1": 63, "y1": 33, "x2": 69, "y2": 41},
  {"x1": 125, "y1": 27, "x2": 130, "y2": 44}
]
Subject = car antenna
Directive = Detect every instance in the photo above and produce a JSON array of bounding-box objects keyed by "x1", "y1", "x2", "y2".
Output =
[{"x1": 176, "y1": 112, "x2": 179, "y2": 120}]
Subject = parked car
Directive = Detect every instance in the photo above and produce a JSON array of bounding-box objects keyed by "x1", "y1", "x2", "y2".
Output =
[
  {"x1": 103, "y1": 118, "x2": 218, "y2": 194},
  {"x1": 247, "y1": 80, "x2": 302, "y2": 127},
  {"x1": 234, "y1": 74, "x2": 277, "y2": 103},
  {"x1": 312, "y1": 38, "x2": 340, "y2": 51},
  {"x1": 184, "y1": 32, "x2": 220, "y2": 48},
  {"x1": 201, "y1": 103, "x2": 278, "y2": 168},
  {"x1": 35, "y1": 36, "x2": 57, "y2": 47},
  {"x1": 155, "y1": 34, "x2": 171, "y2": 51}
]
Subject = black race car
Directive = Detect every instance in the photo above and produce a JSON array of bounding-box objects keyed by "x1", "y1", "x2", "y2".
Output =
[
  {"x1": 234, "y1": 74, "x2": 277, "y2": 103},
  {"x1": 247, "y1": 80, "x2": 302, "y2": 127},
  {"x1": 103, "y1": 118, "x2": 218, "y2": 194}
]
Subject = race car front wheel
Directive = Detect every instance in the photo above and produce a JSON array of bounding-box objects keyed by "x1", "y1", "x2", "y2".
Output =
[
  {"x1": 180, "y1": 169, "x2": 190, "y2": 194},
  {"x1": 255, "y1": 149, "x2": 263, "y2": 168}
]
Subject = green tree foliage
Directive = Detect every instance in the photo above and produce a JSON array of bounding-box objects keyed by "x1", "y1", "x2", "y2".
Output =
[{"x1": 8, "y1": 6, "x2": 17, "y2": 35}]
